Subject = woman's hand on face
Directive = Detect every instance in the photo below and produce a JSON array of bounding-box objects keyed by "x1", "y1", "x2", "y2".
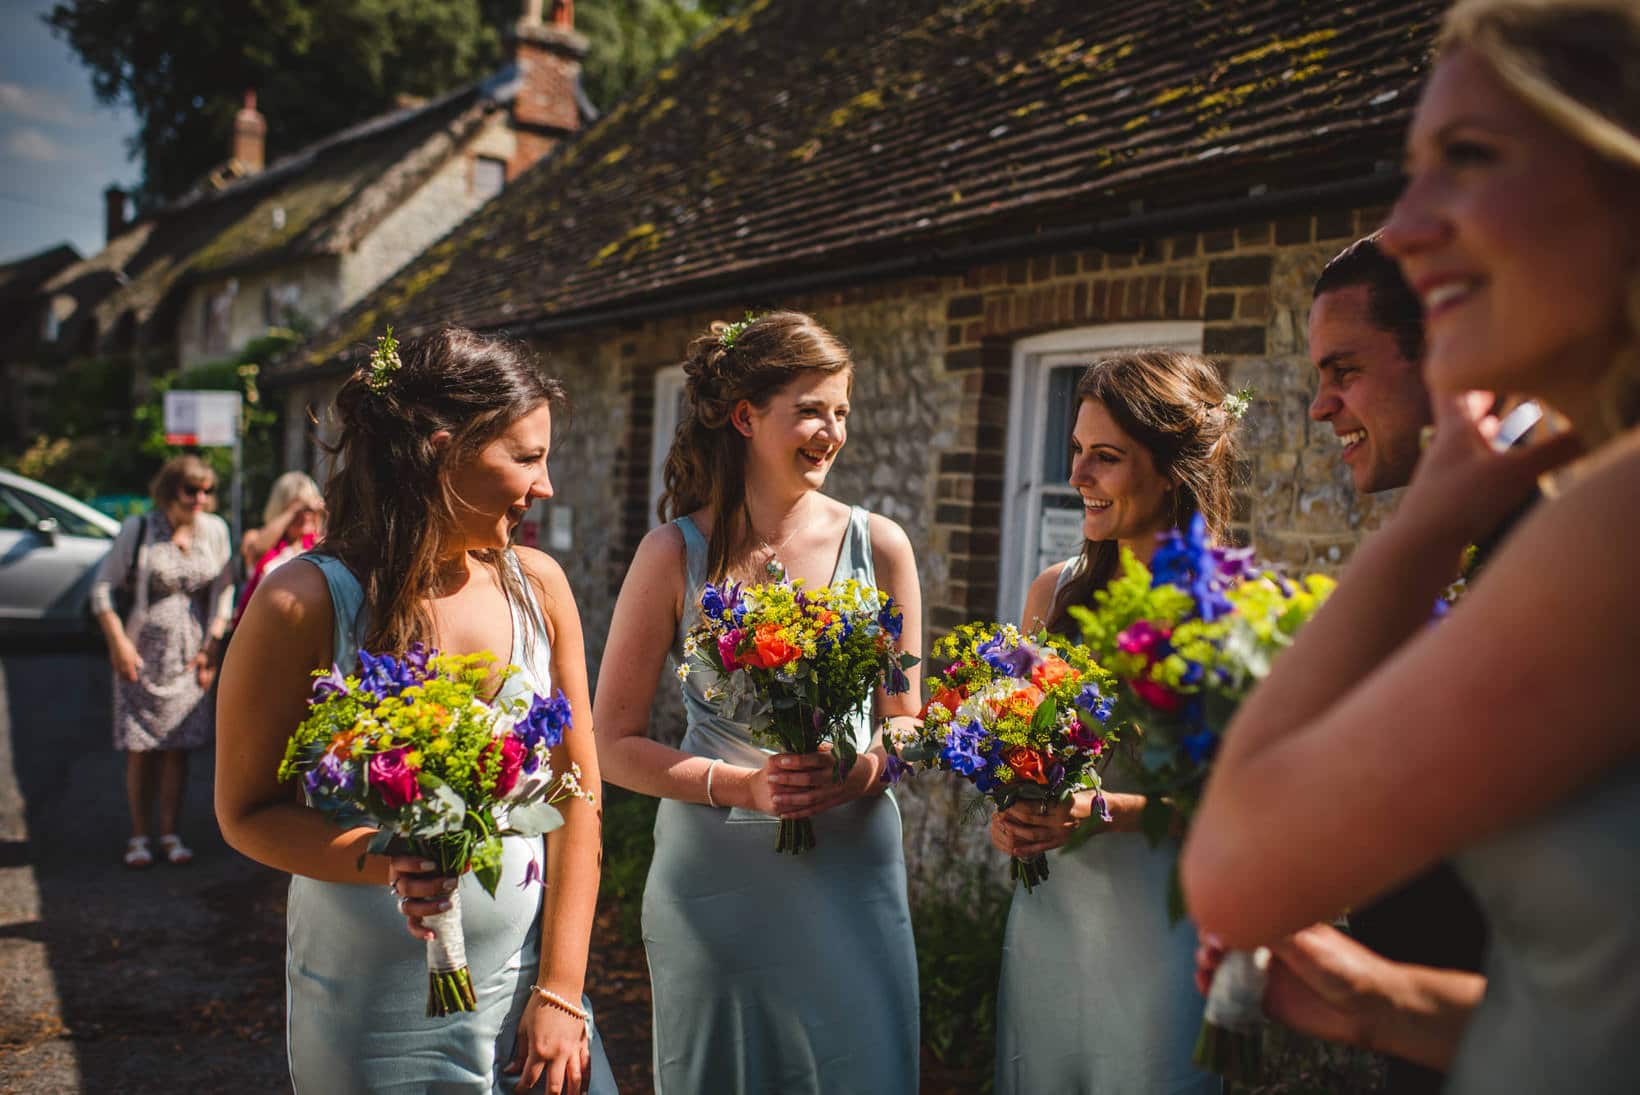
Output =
[
  {"x1": 990, "y1": 798, "x2": 1079, "y2": 857},
  {"x1": 110, "y1": 638, "x2": 143, "y2": 682},
  {"x1": 764, "y1": 744, "x2": 856, "y2": 819},
  {"x1": 1400, "y1": 392, "x2": 1583, "y2": 552},
  {"x1": 505, "y1": 994, "x2": 590, "y2": 1094},
  {"x1": 387, "y1": 855, "x2": 458, "y2": 942}
]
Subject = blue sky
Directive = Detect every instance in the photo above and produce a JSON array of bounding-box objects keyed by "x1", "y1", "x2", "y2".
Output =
[{"x1": 0, "y1": 0, "x2": 141, "y2": 264}]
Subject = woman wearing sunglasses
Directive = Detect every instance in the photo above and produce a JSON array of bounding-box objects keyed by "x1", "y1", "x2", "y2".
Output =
[{"x1": 93, "y1": 454, "x2": 235, "y2": 868}]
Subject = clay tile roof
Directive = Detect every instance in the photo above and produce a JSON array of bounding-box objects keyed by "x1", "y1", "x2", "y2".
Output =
[
  {"x1": 45, "y1": 71, "x2": 520, "y2": 349},
  {"x1": 299, "y1": 0, "x2": 1443, "y2": 369}
]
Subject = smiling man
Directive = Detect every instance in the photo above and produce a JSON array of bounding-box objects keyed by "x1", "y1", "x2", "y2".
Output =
[
  {"x1": 1306, "y1": 234, "x2": 1487, "y2": 1095},
  {"x1": 1308, "y1": 235, "x2": 1432, "y2": 493}
]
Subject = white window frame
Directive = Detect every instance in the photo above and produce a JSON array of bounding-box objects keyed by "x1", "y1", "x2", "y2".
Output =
[
  {"x1": 648, "y1": 365, "x2": 687, "y2": 526},
  {"x1": 997, "y1": 321, "x2": 1204, "y2": 624}
]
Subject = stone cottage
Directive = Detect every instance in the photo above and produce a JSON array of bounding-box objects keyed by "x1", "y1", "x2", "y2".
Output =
[
  {"x1": 275, "y1": 0, "x2": 1444, "y2": 887},
  {"x1": 8, "y1": 0, "x2": 591, "y2": 464}
]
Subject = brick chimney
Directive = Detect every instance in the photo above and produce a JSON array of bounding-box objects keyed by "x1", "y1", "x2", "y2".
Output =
[
  {"x1": 509, "y1": 0, "x2": 588, "y2": 177},
  {"x1": 233, "y1": 90, "x2": 267, "y2": 174},
  {"x1": 104, "y1": 185, "x2": 128, "y2": 243}
]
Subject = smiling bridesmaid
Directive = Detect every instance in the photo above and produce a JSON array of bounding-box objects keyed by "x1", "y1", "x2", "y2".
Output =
[{"x1": 595, "y1": 312, "x2": 924, "y2": 1094}]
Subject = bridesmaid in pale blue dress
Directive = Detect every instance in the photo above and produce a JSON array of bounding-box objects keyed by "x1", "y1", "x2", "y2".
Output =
[
  {"x1": 217, "y1": 327, "x2": 615, "y2": 1093},
  {"x1": 1183, "y1": 4, "x2": 1640, "y2": 1092},
  {"x1": 595, "y1": 312, "x2": 923, "y2": 1094},
  {"x1": 990, "y1": 351, "x2": 1240, "y2": 1094}
]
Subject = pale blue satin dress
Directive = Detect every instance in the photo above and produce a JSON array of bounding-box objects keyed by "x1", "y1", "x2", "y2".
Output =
[
  {"x1": 285, "y1": 553, "x2": 617, "y2": 1094},
  {"x1": 1445, "y1": 759, "x2": 1640, "y2": 1094},
  {"x1": 995, "y1": 558, "x2": 1219, "y2": 1095},
  {"x1": 641, "y1": 508, "x2": 919, "y2": 1094}
]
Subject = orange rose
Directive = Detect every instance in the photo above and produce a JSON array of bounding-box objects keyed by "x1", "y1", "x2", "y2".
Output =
[
  {"x1": 1031, "y1": 654, "x2": 1077, "y2": 691},
  {"x1": 919, "y1": 684, "x2": 967, "y2": 720},
  {"x1": 744, "y1": 623, "x2": 801, "y2": 670},
  {"x1": 1005, "y1": 746, "x2": 1049, "y2": 784}
]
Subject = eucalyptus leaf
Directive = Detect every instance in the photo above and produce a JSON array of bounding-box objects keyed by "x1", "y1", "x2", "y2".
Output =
[{"x1": 505, "y1": 801, "x2": 566, "y2": 837}]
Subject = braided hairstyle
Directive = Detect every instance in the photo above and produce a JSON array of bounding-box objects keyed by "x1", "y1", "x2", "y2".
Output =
[
  {"x1": 1046, "y1": 349, "x2": 1243, "y2": 635},
  {"x1": 320, "y1": 326, "x2": 565, "y2": 660},
  {"x1": 657, "y1": 311, "x2": 852, "y2": 581}
]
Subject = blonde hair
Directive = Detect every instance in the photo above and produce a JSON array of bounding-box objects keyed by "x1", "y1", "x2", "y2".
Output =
[
  {"x1": 1440, "y1": 0, "x2": 1640, "y2": 429},
  {"x1": 262, "y1": 470, "x2": 321, "y2": 526}
]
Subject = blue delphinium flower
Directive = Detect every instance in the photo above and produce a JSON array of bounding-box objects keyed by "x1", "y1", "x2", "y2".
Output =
[
  {"x1": 517, "y1": 689, "x2": 574, "y2": 772},
  {"x1": 701, "y1": 583, "x2": 727, "y2": 621},
  {"x1": 1181, "y1": 729, "x2": 1219, "y2": 765},
  {"x1": 1075, "y1": 681, "x2": 1114, "y2": 723},
  {"x1": 357, "y1": 648, "x2": 428, "y2": 701},
  {"x1": 312, "y1": 665, "x2": 349, "y2": 699},
  {"x1": 877, "y1": 601, "x2": 903, "y2": 642},
  {"x1": 1151, "y1": 514, "x2": 1236, "y2": 621},
  {"x1": 881, "y1": 754, "x2": 913, "y2": 785},
  {"x1": 303, "y1": 752, "x2": 356, "y2": 798},
  {"x1": 979, "y1": 633, "x2": 1039, "y2": 679},
  {"x1": 941, "y1": 718, "x2": 987, "y2": 776}
]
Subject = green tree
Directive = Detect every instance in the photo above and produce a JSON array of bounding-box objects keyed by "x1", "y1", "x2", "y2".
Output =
[{"x1": 50, "y1": 0, "x2": 755, "y2": 207}]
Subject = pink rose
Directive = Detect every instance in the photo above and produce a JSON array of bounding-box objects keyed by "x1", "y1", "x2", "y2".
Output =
[
  {"x1": 1117, "y1": 620, "x2": 1172, "y2": 661},
  {"x1": 717, "y1": 629, "x2": 746, "y2": 672},
  {"x1": 1131, "y1": 677, "x2": 1186, "y2": 714},
  {"x1": 487, "y1": 735, "x2": 526, "y2": 798},
  {"x1": 367, "y1": 748, "x2": 422, "y2": 809}
]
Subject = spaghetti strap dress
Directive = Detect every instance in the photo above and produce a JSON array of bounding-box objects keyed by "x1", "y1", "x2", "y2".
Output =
[
  {"x1": 640, "y1": 506, "x2": 920, "y2": 1094},
  {"x1": 283, "y1": 552, "x2": 617, "y2": 1094},
  {"x1": 994, "y1": 557, "x2": 1220, "y2": 1095}
]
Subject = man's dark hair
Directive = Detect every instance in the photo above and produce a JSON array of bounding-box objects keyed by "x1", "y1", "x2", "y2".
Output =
[{"x1": 1313, "y1": 235, "x2": 1425, "y2": 363}]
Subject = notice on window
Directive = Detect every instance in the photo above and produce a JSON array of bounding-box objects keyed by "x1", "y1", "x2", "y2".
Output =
[
  {"x1": 164, "y1": 390, "x2": 242, "y2": 447},
  {"x1": 1037, "y1": 504, "x2": 1085, "y2": 573}
]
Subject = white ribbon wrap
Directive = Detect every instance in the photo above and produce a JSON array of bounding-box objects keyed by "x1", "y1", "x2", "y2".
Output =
[
  {"x1": 422, "y1": 887, "x2": 468, "y2": 974},
  {"x1": 1202, "y1": 946, "x2": 1270, "y2": 1033}
]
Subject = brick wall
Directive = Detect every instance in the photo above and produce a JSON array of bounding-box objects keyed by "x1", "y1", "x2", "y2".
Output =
[{"x1": 519, "y1": 198, "x2": 1401, "y2": 890}]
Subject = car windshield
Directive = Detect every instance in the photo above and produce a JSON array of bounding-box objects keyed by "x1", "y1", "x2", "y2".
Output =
[{"x1": 0, "y1": 485, "x2": 114, "y2": 539}]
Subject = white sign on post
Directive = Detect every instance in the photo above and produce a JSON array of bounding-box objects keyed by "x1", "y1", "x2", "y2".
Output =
[{"x1": 164, "y1": 390, "x2": 242, "y2": 446}]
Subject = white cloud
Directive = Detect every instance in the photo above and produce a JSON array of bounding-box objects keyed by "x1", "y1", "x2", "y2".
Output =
[
  {"x1": 0, "y1": 83, "x2": 83, "y2": 128},
  {"x1": 5, "y1": 127, "x2": 72, "y2": 162}
]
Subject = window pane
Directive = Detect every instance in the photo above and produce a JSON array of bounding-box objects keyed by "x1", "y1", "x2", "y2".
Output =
[
  {"x1": 1040, "y1": 365, "x2": 1081, "y2": 483},
  {"x1": 474, "y1": 157, "x2": 506, "y2": 201},
  {"x1": 8, "y1": 486, "x2": 111, "y2": 538}
]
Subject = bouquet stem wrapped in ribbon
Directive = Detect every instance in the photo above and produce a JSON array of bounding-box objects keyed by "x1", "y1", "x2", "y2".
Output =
[
  {"x1": 883, "y1": 623, "x2": 1123, "y2": 892},
  {"x1": 279, "y1": 645, "x2": 595, "y2": 1016},
  {"x1": 1070, "y1": 516, "x2": 1334, "y2": 1079},
  {"x1": 679, "y1": 577, "x2": 918, "y2": 855}
]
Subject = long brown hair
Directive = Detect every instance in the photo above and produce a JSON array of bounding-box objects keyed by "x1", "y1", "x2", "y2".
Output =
[
  {"x1": 657, "y1": 311, "x2": 852, "y2": 581},
  {"x1": 1046, "y1": 350, "x2": 1241, "y2": 634},
  {"x1": 321, "y1": 326, "x2": 565, "y2": 659}
]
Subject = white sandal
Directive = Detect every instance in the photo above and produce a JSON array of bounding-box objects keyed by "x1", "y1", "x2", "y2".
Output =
[
  {"x1": 157, "y1": 834, "x2": 193, "y2": 865},
  {"x1": 124, "y1": 836, "x2": 154, "y2": 869}
]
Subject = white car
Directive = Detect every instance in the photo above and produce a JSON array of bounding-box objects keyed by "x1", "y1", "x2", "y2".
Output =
[{"x1": 0, "y1": 469, "x2": 122, "y2": 638}]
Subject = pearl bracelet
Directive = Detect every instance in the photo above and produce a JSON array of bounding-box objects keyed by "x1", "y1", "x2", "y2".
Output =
[
  {"x1": 705, "y1": 758, "x2": 722, "y2": 808},
  {"x1": 530, "y1": 984, "x2": 589, "y2": 1024}
]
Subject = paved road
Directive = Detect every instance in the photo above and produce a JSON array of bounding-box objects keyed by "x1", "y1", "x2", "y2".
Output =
[{"x1": 0, "y1": 638, "x2": 288, "y2": 1093}]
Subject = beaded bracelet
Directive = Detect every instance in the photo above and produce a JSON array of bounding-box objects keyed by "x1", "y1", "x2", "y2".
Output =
[{"x1": 530, "y1": 984, "x2": 590, "y2": 1024}]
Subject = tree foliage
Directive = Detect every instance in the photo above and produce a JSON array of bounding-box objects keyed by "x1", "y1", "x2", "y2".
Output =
[{"x1": 48, "y1": 0, "x2": 752, "y2": 206}]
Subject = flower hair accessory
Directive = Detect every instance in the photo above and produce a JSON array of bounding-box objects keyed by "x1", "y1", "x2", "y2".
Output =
[
  {"x1": 367, "y1": 326, "x2": 402, "y2": 394},
  {"x1": 717, "y1": 312, "x2": 763, "y2": 351},
  {"x1": 1221, "y1": 387, "x2": 1255, "y2": 421}
]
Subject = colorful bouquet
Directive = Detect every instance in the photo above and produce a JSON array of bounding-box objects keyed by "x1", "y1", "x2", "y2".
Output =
[
  {"x1": 678, "y1": 576, "x2": 918, "y2": 854},
  {"x1": 1069, "y1": 515, "x2": 1334, "y2": 1080},
  {"x1": 279, "y1": 645, "x2": 595, "y2": 1016},
  {"x1": 881, "y1": 623, "x2": 1123, "y2": 891}
]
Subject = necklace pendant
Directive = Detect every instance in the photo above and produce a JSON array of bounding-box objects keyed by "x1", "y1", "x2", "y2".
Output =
[{"x1": 765, "y1": 557, "x2": 787, "y2": 582}]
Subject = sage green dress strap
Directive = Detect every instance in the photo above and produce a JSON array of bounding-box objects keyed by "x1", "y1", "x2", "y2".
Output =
[
  {"x1": 641, "y1": 505, "x2": 919, "y2": 1094},
  {"x1": 994, "y1": 556, "x2": 1220, "y2": 1095},
  {"x1": 284, "y1": 552, "x2": 617, "y2": 1094}
]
